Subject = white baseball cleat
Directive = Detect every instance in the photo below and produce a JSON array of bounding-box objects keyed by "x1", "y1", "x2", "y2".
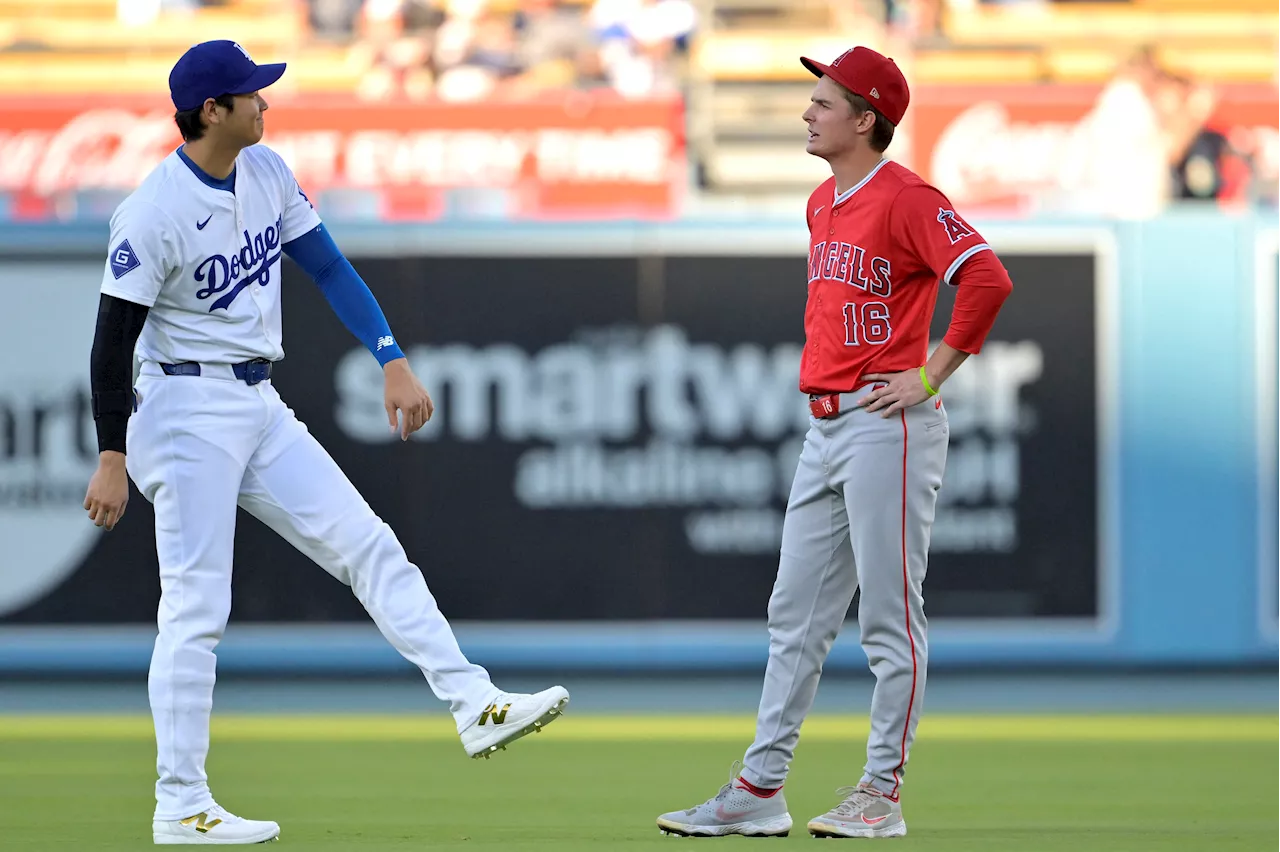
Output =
[
  {"x1": 460, "y1": 685, "x2": 570, "y2": 759},
  {"x1": 153, "y1": 805, "x2": 279, "y2": 845},
  {"x1": 807, "y1": 783, "x2": 907, "y2": 838},
  {"x1": 656, "y1": 762, "x2": 793, "y2": 837}
]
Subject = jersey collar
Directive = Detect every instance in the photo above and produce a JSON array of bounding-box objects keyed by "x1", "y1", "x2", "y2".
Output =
[
  {"x1": 176, "y1": 146, "x2": 237, "y2": 193},
  {"x1": 833, "y1": 158, "x2": 888, "y2": 207}
]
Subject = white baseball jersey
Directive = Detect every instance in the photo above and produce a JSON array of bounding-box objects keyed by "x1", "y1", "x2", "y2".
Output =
[{"x1": 100, "y1": 145, "x2": 321, "y2": 366}]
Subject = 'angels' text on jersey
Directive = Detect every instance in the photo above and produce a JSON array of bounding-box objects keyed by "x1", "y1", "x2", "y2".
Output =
[
  {"x1": 807, "y1": 241, "x2": 893, "y2": 297},
  {"x1": 800, "y1": 159, "x2": 991, "y2": 395}
]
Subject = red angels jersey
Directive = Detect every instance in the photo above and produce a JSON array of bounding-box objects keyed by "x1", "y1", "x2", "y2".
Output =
[{"x1": 800, "y1": 159, "x2": 992, "y2": 395}]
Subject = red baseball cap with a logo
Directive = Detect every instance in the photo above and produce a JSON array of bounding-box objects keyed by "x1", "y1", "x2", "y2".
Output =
[{"x1": 801, "y1": 46, "x2": 910, "y2": 126}]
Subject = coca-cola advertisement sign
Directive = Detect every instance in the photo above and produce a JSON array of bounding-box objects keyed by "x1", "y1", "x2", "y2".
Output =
[
  {"x1": 910, "y1": 83, "x2": 1278, "y2": 213},
  {"x1": 0, "y1": 95, "x2": 685, "y2": 219}
]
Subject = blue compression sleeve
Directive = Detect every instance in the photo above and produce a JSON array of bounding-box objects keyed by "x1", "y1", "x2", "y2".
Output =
[{"x1": 282, "y1": 224, "x2": 406, "y2": 366}]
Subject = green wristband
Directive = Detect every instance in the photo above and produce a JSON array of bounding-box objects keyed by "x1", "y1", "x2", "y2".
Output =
[{"x1": 919, "y1": 365, "x2": 938, "y2": 397}]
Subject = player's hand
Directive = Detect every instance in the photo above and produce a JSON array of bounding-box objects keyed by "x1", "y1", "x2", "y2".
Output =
[
  {"x1": 384, "y1": 357, "x2": 434, "y2": 441},
  {"x1": 83, "y1": 452, "x2": 129, "y2": 531},
  {"x1": 858, "y1": 369, "x2": 934, "y2": 418}
]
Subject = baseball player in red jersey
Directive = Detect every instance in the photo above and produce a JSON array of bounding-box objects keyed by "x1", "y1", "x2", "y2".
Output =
[{"x1": 657, "y1": 46, "x2": 1013, "y2": 839}]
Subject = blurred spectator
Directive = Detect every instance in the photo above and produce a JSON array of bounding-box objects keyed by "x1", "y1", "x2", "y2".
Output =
[
  {"x1": 590, "y1": 0, "x2": 696, "y2": 98},
  {"x1": 310, "y1": 0, "x2": 367, "y2": 39},
  {"x1": 1160, "y1": 74, "x2": 1258, "y2": 209},
  {"x1": 354, "y1": 0, "x2": 444, "y2": 101},
  {"x1": 349, "y1": 0, "x2": 694, "y2": 102},
  {"x1": 1068, "y1": 45, "x2": 1170, "y2": 219},
  {"x1": 511, "y1": 0, "x2": 594, "y2": 93},
  {"x1": 117, "y1": 0, "x2": 203, "y2": 25},
  {"x1": 433, "y1": 0, "x2": 523, "y2": 101},
  {"x1": 883, "y1": 0, "x2": 945, "y2": 44}
]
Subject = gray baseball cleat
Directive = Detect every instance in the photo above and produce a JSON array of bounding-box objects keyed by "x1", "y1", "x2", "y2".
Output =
[
  {"x1": 656, "y1": 761, "x2": 792, "y2": 837},
  {"x1": 807, "y1": 783, "x2": 907, "y2": 838}
]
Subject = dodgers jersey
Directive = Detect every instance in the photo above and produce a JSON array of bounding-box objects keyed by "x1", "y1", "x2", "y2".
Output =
[
  {"x1": 99, "y1": 145, "x2": 321, "y2": 366},
  {"x1": 801, "y1": 158, "x2": 992, "y2": 395}
]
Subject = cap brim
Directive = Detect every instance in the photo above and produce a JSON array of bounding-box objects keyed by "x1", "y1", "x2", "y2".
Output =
[
  {"x1": 228, "y1": 62, "x2": 286, "y2": 95},
  {"x1": 800, "y1": 57, "x2": 831, "y2": 79}
]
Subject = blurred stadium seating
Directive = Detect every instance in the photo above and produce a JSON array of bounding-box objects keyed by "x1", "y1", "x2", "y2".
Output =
[{"x1": 0, "y1": 0, "x2": 1274, "y2": 209}]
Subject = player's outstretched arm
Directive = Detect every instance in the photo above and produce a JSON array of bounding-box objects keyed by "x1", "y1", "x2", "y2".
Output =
[
  {"x1": 282, "y1": 224, "x2": 433, "y2": 440},
  {"x1": 84, "y1": 294, "x2": 149, "y2": 530}
]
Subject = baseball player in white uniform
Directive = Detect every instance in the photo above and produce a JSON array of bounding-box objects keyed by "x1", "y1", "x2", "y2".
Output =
[{"x1": 82, "y1": 41, "x2": 569, "y2": 845}]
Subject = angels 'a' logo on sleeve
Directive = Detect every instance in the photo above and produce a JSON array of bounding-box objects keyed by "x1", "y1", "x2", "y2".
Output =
[
  {"x1": 109, "y1": 239, "x2": 140, "y2": 279},
  {"x1": 937, "y1": 208, "x2": 976, "y2": 245}
]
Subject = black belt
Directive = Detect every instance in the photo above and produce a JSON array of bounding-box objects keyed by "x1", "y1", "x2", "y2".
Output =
[{"x1": 160, "y1": 358, "x2": 274, "y2": 386}]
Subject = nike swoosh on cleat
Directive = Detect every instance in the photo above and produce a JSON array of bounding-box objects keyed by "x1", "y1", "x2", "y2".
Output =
[{"x1": 860, "y1": 814, "x2": 889, "y2": 825}]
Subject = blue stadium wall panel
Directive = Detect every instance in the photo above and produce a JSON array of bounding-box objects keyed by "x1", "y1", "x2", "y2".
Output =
[{"x1": 0, "y1": 211, "x2": 1274, "y2": 672}]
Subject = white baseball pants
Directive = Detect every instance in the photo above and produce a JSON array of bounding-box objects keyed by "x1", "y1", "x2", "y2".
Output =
[{"x1": 126, "y1": 362, "x2": 498, "y2": 820}]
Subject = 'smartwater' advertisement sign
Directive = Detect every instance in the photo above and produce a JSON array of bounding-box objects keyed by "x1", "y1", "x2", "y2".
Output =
[
  {"x1": 0, "y1": 263, "x2": 105, "y2": 618},
  {"x1": 2, "y1": 248, "x2": 1106, "y2": 625}
]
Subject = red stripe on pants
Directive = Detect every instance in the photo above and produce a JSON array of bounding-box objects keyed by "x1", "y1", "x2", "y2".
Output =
[{"x1": 891, "y1": 410, "x2": 918, "y2": 800}]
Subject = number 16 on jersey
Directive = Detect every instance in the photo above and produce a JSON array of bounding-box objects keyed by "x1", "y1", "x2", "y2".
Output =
[{"x1": 843, "y1": 301, "x2": 892, "y2": 346}]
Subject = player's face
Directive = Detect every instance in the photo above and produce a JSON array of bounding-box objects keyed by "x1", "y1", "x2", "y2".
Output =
[
  {"x1": 220, "y1": 92, "x2": 268, "y2": 146},
  {"x1": 802, "y1": 76, "x2": 866, "y2": 159}
]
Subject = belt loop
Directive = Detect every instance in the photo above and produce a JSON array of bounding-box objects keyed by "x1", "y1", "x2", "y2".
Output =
[{"x1": 160, "y1": 362, "x2": 201, "y2": 377}]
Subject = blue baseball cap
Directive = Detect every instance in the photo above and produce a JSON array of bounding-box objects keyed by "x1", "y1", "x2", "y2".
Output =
[{"x1": 169, "y1": 40, "x2": 286, "y2": 112}]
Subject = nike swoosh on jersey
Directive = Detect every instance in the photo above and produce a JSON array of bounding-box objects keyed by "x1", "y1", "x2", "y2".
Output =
[
  {"x1": 813, "y1": 206, "x2": 825, "y2": 216},
  {"x1": 196, "y1": 215, "x2": 212, "y2": 230}
]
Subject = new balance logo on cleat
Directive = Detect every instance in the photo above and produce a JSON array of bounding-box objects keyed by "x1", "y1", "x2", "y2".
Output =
[
  {"x1": 179, "y1": 813, "x2": 222, "y2": 834},
  {"x1": 477, "y1": 702, "x2": 511, "y2": 726}
]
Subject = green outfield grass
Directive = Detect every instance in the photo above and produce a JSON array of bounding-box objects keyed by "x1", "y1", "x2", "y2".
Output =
[{"x1": 0, "y1": 714, "x2": 1275, "y2": 850}]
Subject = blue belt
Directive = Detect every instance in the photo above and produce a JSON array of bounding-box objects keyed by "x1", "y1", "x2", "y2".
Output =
[{"x1": 160, "y1": 359, "x2": 274, "y2": 386}]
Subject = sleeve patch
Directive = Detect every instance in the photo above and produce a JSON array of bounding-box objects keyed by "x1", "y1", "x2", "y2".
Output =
[
  {"x1": 109, "y1": 239, "x2": 140, "y2": 279},
  {"x1": 937, "y1": 208, "x2": 976, "y2": 245}
]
